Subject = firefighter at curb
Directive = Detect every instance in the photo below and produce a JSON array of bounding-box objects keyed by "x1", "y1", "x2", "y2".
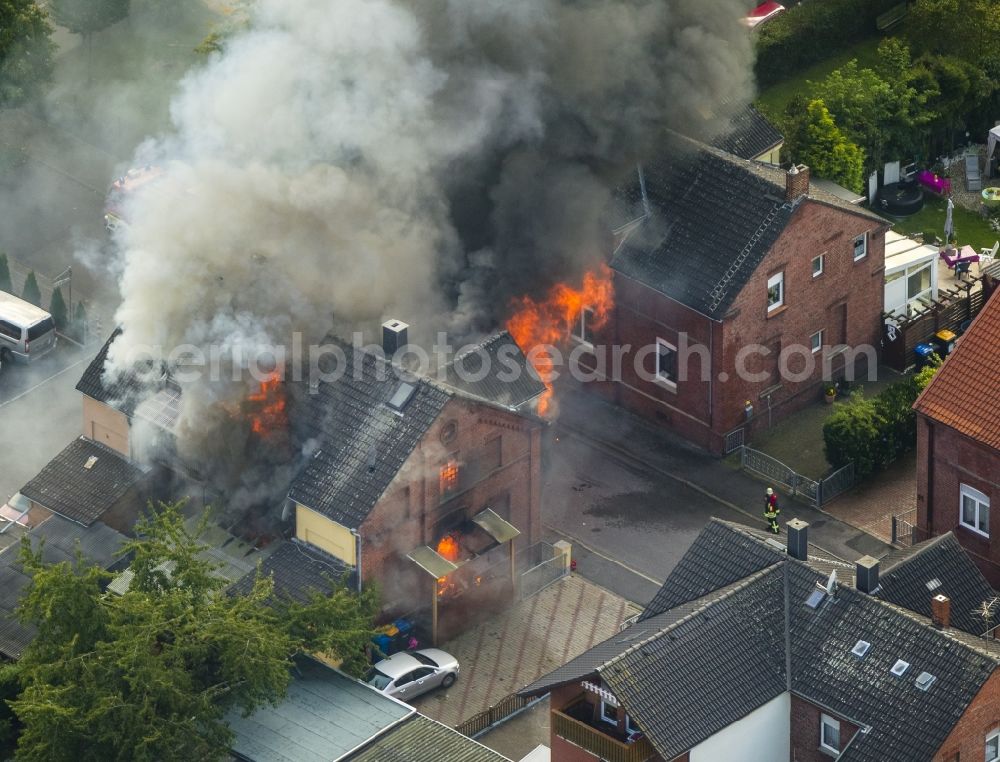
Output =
[{"x1": 763, "y1": 487, "x2": 780, "y2": 534}]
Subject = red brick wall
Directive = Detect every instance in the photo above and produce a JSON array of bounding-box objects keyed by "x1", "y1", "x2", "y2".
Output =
[
  {"x1": 359, "y1": 397, "x2": 542, "y2": 615},
  {"x1": 916, "y1": 415, "x2": 1000, "y2": 585},
  {"x1": 602, "y1": 200, "x2": 885, "y2": 454},
  {"x1": 932, "y1": 669, "x2": 1000, "y2": 760},
  {"x1": 717, "y1": 202, "x2": 885, "y2": 440},
  {"x1": 790, "y1": 695, "x2": 859, "y2": 761}
]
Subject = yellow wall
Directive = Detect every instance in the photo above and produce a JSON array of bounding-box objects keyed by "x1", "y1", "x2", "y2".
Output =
[
  {"x1": 295, "y1": 504, "x2": 357, "y2": 565},
  {"x1": 756, "y1": 143, "x2": 783, "y2": 167},
  {"x1": 82, "y1": 396, "x2": 130, "y2": 456}
]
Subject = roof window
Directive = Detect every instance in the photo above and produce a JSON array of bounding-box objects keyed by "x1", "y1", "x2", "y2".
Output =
[
  {"x1": 851, "y1": 640, "x2": 871, "y2": 658},
  {"x1": 915, "y1": 671, "x2": 936, "y2": 691},
  {"x1": 890, "y1": 659, "x2": 910, "y2": 676},
  {"x1": 387, "y1": 382, "x2": 417, "y2": 411}
]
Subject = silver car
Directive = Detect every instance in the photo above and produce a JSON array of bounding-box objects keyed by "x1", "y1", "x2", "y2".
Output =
[{"x1": 365, "y1": 648, "x2": 460, "y2": 701}]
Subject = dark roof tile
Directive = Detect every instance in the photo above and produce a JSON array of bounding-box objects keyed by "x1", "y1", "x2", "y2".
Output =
[
  {"x1": 708, "y1": 104, "x2": 784, "y2": 160},
  {"x1": 344, "y1": 714, "x2": 511, "y2": 762},
  {"x1": 440, "y1": 331, "x2": 545, "y2": 410},
  {"x1": 228, "y1": 540, "x2": 353, "y2": 602}
]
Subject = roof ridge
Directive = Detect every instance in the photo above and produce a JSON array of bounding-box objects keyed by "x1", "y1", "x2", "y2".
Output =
[
  {"x1": 608, "y1": 564, "x2": 784, "y2": 668},
  {"x1": 879, "y1": 532, "x2": 953, "y2": 575}
]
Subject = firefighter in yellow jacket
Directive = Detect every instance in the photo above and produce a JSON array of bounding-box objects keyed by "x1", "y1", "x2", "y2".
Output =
[{"x1": 764, "y1": 487, "x2": 780, "y2": 534}]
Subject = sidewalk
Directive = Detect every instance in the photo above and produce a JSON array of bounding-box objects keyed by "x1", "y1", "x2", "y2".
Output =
[
  {"x1": 555, "y1": 388, "x2": 892, "y2": 562},
  {"x1": 410, "y1": 574, "x2": 639, "y2": 729},
  {"x1": 821, "y1": 452, "x2": 917, "y2": 544}
]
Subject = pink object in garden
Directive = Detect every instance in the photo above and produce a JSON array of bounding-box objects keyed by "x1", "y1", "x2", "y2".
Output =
[{"x1": 917, "y1": 170, "x2": 951, "y2": 195}]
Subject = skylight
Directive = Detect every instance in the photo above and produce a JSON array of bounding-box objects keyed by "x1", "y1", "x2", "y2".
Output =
[
  {"x1": 891, "y1": 660, "x2": 910, "y2": 676},
  {"x1": 805, "y1": 589, "x2": 826, "y2": 609},
  {"x1": 851, "y1": 640, "x2": 871, "y2": 658},
  {"x1": 926, "y1": 578, "x2": 942, "y2": 591},
  {"x1": 915, "y1": 672, "x2": 936, "y2": 691},
  {"x1": 387, "y1": 382, "x2": 416, "y2": 411}
]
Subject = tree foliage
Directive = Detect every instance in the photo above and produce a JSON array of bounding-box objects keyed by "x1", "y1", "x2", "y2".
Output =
[
  {"x1": 0, "y1": 253, "x2": 12, "y2": 293},
  {"x1": 48, "y1": 287, "x2": 67, "y2": 330},
  {"x1": 20, "y1": 270, "x2": 40, "y2": 307},
  {"x1": 48, "y1": 0, "x2": 129, "y2": 38},
  {"x1": 797, "y1": 99, "x2": 865, "y2": 194},
  {"x1": 7, "y1": 503, "x2": 378, "y2": 762},
  {"x1": 0, "y1": 0, "x2": 55, "y2": 106}
]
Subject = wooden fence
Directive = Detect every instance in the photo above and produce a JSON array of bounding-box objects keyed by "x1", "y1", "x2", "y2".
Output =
[{"x1": 455, "y1": 691, "x2": 545, "y2": 738}]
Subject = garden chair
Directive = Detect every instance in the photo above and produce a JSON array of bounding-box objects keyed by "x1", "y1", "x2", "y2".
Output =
[
  {"x1": 966, "y1": 154, "x2": 982, "y2": 191},
  {"x1": 980, "y1": 240, "x2": 999, "y2": 265}
]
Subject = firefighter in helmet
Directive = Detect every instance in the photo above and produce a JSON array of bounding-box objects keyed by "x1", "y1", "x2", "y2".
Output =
[{"x1": 763, "y1": 487, "x2": 780, "y2": 534}]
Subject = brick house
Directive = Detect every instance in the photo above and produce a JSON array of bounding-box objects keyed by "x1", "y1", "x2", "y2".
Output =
[
  {"x1": 914, "y1": 290, "x2": 1000, "y2": 585},
  {"x1": 520, "y1": 519, "x2": 1000, "y2": 762},
  {"x1": 581, "y1": 138, "x2": 890, "y2": 454},
  {"x1": 76, "y1": 327, "x2": 546, "y2": 643}
]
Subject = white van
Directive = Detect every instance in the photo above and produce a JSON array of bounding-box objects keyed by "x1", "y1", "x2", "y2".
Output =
[{"x1": 0, "y1": 290, "x2": 58, "y2": 364}]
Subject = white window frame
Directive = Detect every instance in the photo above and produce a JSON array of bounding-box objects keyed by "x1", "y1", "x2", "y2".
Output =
[
  {"x1": 853, "y1": 233, "x2": 868, "y2": 261},
  {"x1": 905, "y1": 263, "x2": 933, "y2": 308},
  {"x1": 960, "y1": 484, "x2": 990, "y2": 538},
  {"x1": 767, "y1": 272, "x2": 784, "y2": 312},
  {"x1": 655, "y1": 338, "x2": 678, "y2": 388},
  {"x1": 625, "y1": 714, "x2": 640, "y2": 737},
  {"x1": 987, "y1": 728, "x2": 1000, "y2": 762},
  {"x1": 812, "y1": 254, "x2": 824, "y2": 278},
  {"x1": 820, "y1": 713, "x2": 841, "y2": 755},
  {"x1": 599, "y1": 699, "x2": 618, "y2": 726},
  {"x1": 810, "y1": 330, "x2": 823, "y2": 354},
  {"x1": 571, "y1": 306, "x2": 595, "y2": 346}
]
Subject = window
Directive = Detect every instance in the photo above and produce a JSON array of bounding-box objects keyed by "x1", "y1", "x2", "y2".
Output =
[
  {"x1": 906, "y1": 264, "x2": 932, "y2": 304},
  {"x1": 625, "y1": 714, "x2": 641, "y2": 736},
  {"x1": 767, "y1": 272, "x2": 784, "y2": 312},
  {"x1": 482, "y1": 435, "x2": 502, "y2": 473},
  {"x1": 810, "y1": 330, "x2": 823, "y2": 354},
  {"x1": 960, "y1": 484, "x2": 990, "y2": 537},
  {"x1": 26, "y1": 318, "x2": 54, "y2": 341},
  {"x1": 820, "y1": 713, "x2": 841, "y2": 755},
  {"x1": 440, "y1": 459, "x2": 459, "y2": 496},
  {"x1": 0, "y1": 320, "x2": 19, "y2": 340},
  {"x1": 987, "y1": 729, "x2": 999, "y2": 762},
  {"x1": 572, "y1": 307, "x2": 595, "y2": 345},
  {"x1": 599, "y1": 700, "x2": 618, "y2": 726},
  {"x1": 656, "y1": 339, "x2": 677, "y2": 386},
  {"x1": 853, "y1": 233, "x2": 867, "y2": 261},
  {"x1": 812, "y1": 254, "x2": 824, "y2": 277}
]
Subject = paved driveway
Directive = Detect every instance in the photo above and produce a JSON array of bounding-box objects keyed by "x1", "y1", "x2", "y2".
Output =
[{"x1": 411, "y1": 574, "x2": 639, "y2": 729}]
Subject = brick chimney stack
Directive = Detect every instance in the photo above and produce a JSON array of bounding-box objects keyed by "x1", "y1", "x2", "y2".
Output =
[
  {"x1": 785, "y1": 164, "x2": 810, "y2": 201},
  {"x1": 931, "y1": 594, "x2": 951, "y2": 629}
]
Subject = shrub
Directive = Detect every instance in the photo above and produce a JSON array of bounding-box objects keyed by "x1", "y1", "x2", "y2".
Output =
[
  {"x1": 71, "y1": 301, "x2": 88, "y2": 343},
  {"x1": 49, "y1": 287, "x2": 68, "y2": 330},
  {"x1": 754, "y1": 0, "x2": 898, "y2": 88},
  {"x1": 21, "y1": 271, "x2": 41, "y2": 307},
  {"x1": 824, "y1": 392, "x2": 882, "y2": 479},
  {"x1": 0, "y1": 253, "x2": 11, "y2": 293}
]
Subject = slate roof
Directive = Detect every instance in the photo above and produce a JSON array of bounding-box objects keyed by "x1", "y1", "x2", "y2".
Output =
[
  {"x1": 228, "y1": 540, "x2": 354, "y2": 602},
  {"x1": 226, "y1": 655, "x2": 412, "y2": 762},
  {"x1": 343, "y1": 714, "x2": 511, "y2": 762},
  {"x1": 708, "y1": 103, "x2": 784, "y2": 161},
  {"x1": 522, "y1": 519, "x2": 1000, "y2": 762},
  {"x1": 914, "y1": 291, "x2": 1000, "y2": 450},
  {"x1": 76, "y1": 328, "x2": 141, "y2": 416},
  {"x1": 20, "y1": 437, "x2": 147, "y2": 526},
  {"x1": 288, "y1": 338, "x2": 451, "y2": 528},
  {"x1": 440, "y1": 331, "x2": 546, "y2": 410},
  {"x1": 0, "y1": 515, "x2": 129, "y2": 659},
  {"x1": 876, "y1": 532, "x2": 999, "y2": 637},
  {"x1": 613, "y1": 138, "x2": 886, "y2": 318}
]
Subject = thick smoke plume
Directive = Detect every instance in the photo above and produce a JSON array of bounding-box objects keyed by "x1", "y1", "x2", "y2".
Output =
[{"x1": 107, "y1": 0, "x2": 754, "y2": 498}]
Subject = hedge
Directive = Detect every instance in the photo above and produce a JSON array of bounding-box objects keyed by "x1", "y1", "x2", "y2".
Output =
[{"x1": 754, "y1": 0, "x2": 899, "y2": 89}]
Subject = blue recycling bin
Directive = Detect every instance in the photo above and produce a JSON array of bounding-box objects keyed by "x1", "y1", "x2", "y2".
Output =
[{"x1": 914, "y1": 343, "x2": 934, "y2": 369}]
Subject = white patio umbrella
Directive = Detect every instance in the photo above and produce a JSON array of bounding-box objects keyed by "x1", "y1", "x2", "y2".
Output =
[
  {"x1": 987, "y1": 125, "x2": 1000, "y2": 178},
  {"x1": 944, "y1": 197, "x2": 955, "y2": 244}
]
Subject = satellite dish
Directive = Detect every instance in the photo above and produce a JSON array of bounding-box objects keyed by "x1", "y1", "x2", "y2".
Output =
[{"x1": 825, "y1": 570, "x2": 838, "y2": 595}]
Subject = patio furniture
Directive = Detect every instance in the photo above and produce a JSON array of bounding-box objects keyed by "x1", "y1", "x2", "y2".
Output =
[
  {"x1": 939, "y1": 245, "x2": 980, "y2": 269},
  {"x1": 918, "y1": 170, "x2": 951, "y2": 195},
  {"x1": 981, "y1": 240, "x2": 999, "y2": 265},
  {"x1": 966, "y1": 154, "x2": 982, "y2": 192},
  {"x1": 955, "y1": 260, "x2": 972, "y2": 280},
  {"x1": 983, "y1": 187, "x2": 1000, "y2": 208}
]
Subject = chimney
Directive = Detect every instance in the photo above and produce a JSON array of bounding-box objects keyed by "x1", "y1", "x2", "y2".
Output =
[
  {"x1": 856, "y1": 555, "x2": 880, "y2": 594},
  {"x1": 381, "y1": 319, "x2": 409, "y2": 357},
  {"x1": 785, "y1": 164, "x2": 810, "y2": 202},
  {"x1": 931, "y1": 594, "x2": 951, "y2": 629},
  {"x1": 786, "y1": 519, "x2": 809, "y2": 561}
]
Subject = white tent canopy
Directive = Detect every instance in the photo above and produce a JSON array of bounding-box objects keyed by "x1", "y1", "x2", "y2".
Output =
[{"x1": 987, "y1": 125, "x2": 1000, "y2": 177}]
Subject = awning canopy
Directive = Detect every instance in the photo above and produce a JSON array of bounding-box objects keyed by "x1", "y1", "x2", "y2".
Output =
[
  {"x1": 472, "y1": 508, "x2": 521, "y2": 544},
  {"x1": 407, "y1": 545, "x2": 460, "y2": 578}
]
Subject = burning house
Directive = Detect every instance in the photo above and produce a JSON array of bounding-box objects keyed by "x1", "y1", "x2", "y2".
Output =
[{"x1": 76, "y1": 323, "x2": 546, "y2": 643}]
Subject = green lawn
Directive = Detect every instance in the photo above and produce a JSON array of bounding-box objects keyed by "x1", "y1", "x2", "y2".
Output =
[
  {"x1": 754, "y1": 36, "x2": 883, "y2": 131},
  {"x1": 890, "y1": 196, "x2": 1000, "y2": 252}
]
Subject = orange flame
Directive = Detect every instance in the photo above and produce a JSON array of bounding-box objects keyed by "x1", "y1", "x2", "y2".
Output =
[
  {"x1": 436, "y1": 534, "x2": 460, "y2": 562},
  {"x1": 506, "y1": 264, "x2": 614, "y2": 416},
  {"x1": 247, "y1": 373, "x2": 288, "y2": 435}
]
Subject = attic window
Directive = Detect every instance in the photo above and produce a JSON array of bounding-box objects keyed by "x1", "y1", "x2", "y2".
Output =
[
  {"x1": 851, "y1": 640, "x2": 871, "y2": 658},
  {"x1": 915, "y1": 671, "x2": 936, "y2": 691},
  {"x1": 926, "y1": 578, "x2": 942, "y2": 591},
  {"x1": 84, "y1": 456, "x2": 98, "y2": 470},
  {"x1": 805, "y1": 589, "x2": 826, "y2": 609},
  {"x1": 387, "y1": 382, "x2": 416, "y2": 411},
  {"x1": 891, "y1": 659, "x2": 910, "y2": 676}
]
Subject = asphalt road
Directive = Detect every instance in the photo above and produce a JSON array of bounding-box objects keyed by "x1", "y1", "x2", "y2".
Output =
[{"x1": 0, "y1": 343, "x2": 95, "y2": 503}]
